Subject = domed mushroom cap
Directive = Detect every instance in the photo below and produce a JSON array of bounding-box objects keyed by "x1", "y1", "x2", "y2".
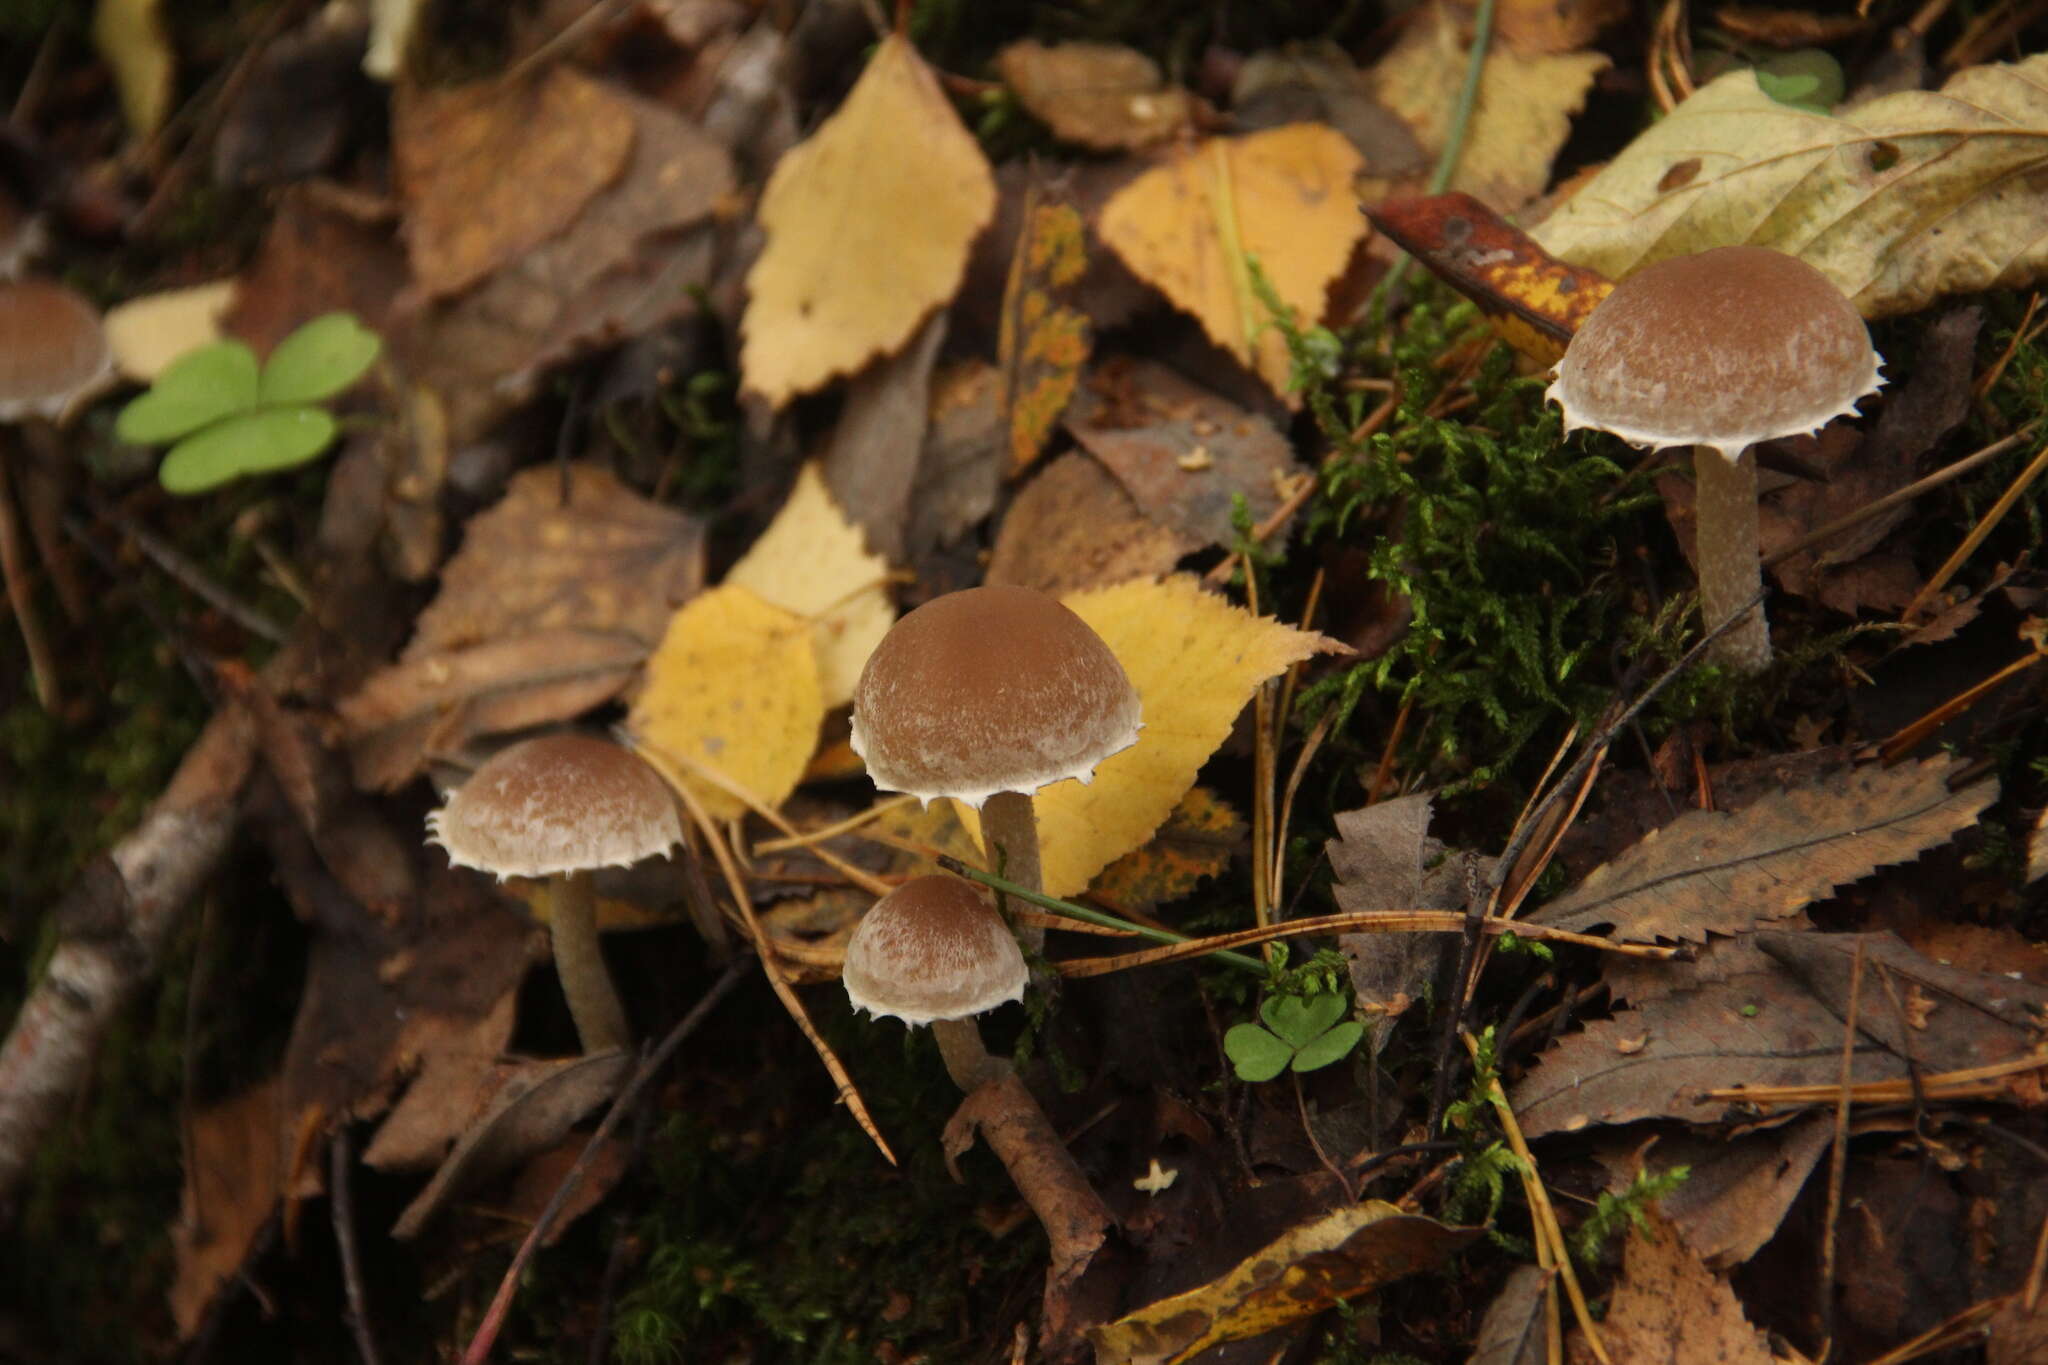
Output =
[
  {"x1": 428, "y1": 734, "x2": 683, "y2": 880},
  {"x1": 0, "y1": 278, "x2": 113, "y2": 422},
  {"x1": 1546, "y1": 246, "x2": 1883, "y2": 462},
  {"x1": 841, "y1": 874, "x2": 1027, "y2": 1027},
  {"x1": 850, "y1": 585, "x2": 1141, "y2": 808}
]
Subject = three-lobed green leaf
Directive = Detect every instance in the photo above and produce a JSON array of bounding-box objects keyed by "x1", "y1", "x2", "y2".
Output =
[{"x1": 1224, "y1": 990, "x2": 1366, "y2": 1082}]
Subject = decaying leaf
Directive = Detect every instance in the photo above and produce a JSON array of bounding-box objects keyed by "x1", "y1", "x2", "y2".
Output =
[
  {"x1": 394, "y1": 66, "x2": 636, "y2": 299},
  {"x1": 1532, "y1": 55, "x2": 2048, "y2": 317},
  {"x1": 338, "y1": 464, "x2": 704, "y2": 789},
  {"x1": 740, "y1": 34, "x2": 995, "y2": 407},
  {"x1": 1089, "y1": 1199, "x2": 1479, "y2": 1364},
  {"x1": 1364, "y1": 3, "x2": 1609, "y2": 212},
  {"x1": 908, "y1": 359, "x2": 1008, "y2": 555},
  {"x1": 104, "y1": 280, "x2": 237, "y2": 381},
  {"x1": 820, "y1": 310, "x2": 947, "y2": 562},
  {"x1": 1586, "y1": 1211, "x2": 1776, "y2": 1364},
  {"x1": 362, "y1": 987, "x2": 520, "y2": 1170},
  {"x1": 1590, "y1": 1116, "x2": 1832, "y2": 1267},
  {"x1": 224, "y1": 188, "x2": 409, "y2": 358},
  {"x1": 1065, "y1": 356, "x2": 1306, "y2": 550},
  {"x1": 957, "y1": 576, "x2": 1342, "y2": 897},
  {"x1": 169, "y1": 1079, "x2": 285, "y2": 1339},
  {"x1": 993, "y1": 40, "x2": 1193, "y2": 152},
  {"x1": 1098, "y1": 124, "x2": 1368, "y2": 400},
  {"x1": 986, "y1": 452, "x2": 1197, "y2": 596},
  {"x1": 1490, "y1": 0, "x2": 1631, "y2": 56},
  {"x1": 726, "y1": 463, "x2": 894, "y2": 709},
  {"x1": 1529, "y1": 756, "x2": 1996, "y2": 943},
  {"x1": 626, "y1": 584, "x2": 824, "y2": 822},
  {"x1": 998, "y1": 190, "x2": 1092, "y2": 475},
  {"x1": 1090, "y1": 787, "x2": 1245, "y2": 913}
]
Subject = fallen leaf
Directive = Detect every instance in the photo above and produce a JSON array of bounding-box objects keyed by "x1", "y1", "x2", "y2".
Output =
[
  {"x1": 727, "y1": 463, "x2": 894, "y2": 709},
  {"x1": 394, "y1": 67, "x2": 636, "y2": 299},
  {"x1": 1990, "y1": 1295, "x2": 2048, "y2": 1365},
  {"x1": 2029, "y1": 803, "x2": 2048, "y2": 885},
  {"x1": 1232, "y1": 44, "x2": 1430, "y2": 176},
  {"x1": 1089, "y1": 1199, "x2": 1479, "y2": 1364},
  {"x1": 1590, "y1": 1116, "x2": 1832, "y2": 1267},
  {"x1": 1529, "y1": 755, "x2": 1996, "y2": 943},
  {"x1": 998, "y1": 189, "x2": 1093, "y2": 474},
  {"x1": 985, "y1": 452, "x2": 1196, "y2": 596},
  {"x1": 958, "y1": 576, "x2": 1342, "y2": 897},
  {"x1": 819, "y1": 310, "x2": 947, "y2": 562},
  {"x1": 169, "y1": 1079, "x2": 285, "y2": 1339},
  {"x1": 626, "y1": 584, "x2": 824, "y2": 821},
  {"x1": 213, "y1": 10, "x2": 367, "y2": 186},
  {"x1": 1487, "y1": 0, "x2": 1630, "y2": 56},
  {"x1": 503, "y1": 1130, "x2": 633, "y2": 1247},
  {"x1": 993, "y1": 40, "x2": 1194, "y2": 152},
  {"x1": 907, "y1": 359, "x2": 1007, "y2": 556},
  {"x1": 391, "y1": 1049, "x2": 631, "y2": 1239},
  {"x1": 223, "y1": 188, "x2": 409, "y2": 358},
  {"x1": 1585, "y1": 1211, "x2": 1775, "y2": 1364},
  {"x1": 1090, "y1": 787, "x2": 1245, "y2": 913},
  {"x1": 104, "y1": 280, "x2": 238, "y2": 381},
  {"x1": 93, "y1": 0, "x2": 175, "y2": 139},
  {"x1": 1470, "y1": 1264, "x2": 1548, "y2": 1365},
  {"x1": 1065, "y1": 356, "x2": 1307, "y2": 549},
  {"x1": 362, "y1": 988, "x2": 520, "y2": 1170},
  {"x1": 1098, "y1": 123, "x2": 1368, "y2": 400},
  {"x1": 1365, "y1": 3, "x2": 1609, "y2": 212},
  {"x1": 1713, "y1": 5, "x2": 1873, "y2": 47},
  {"x1": 758, "y1": 886, "x2": 867, "y2": 983},
  {"x1": 740, "y1": 33, "x2": 995, "y2": 407},
  {"x1": 1531, "y1": 55, "x2": 2048, "y2": 317}
]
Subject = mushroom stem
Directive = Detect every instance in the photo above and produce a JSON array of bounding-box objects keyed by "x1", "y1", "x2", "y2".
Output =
[
  {"x1": 932, "y1": 1018, "x2": 1011, "y2": 1091},
  {"x1": 980, "y1": 790, "x2": 1044, "y2": 950},
  {"x1": 1692, "y1": 444, "x2": 1772, "y2": 674},
  {"x1": 545, "y1": 871, "x2": 631, "y2": 1054}
]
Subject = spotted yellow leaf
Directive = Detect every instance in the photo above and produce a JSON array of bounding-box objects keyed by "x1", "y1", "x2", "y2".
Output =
[
  {"x1": 959, "y1": 576, "x2": 1340, "y2": 897},
  {"x1": 726, "y1": 463, "x2": 894, "y2": 708},
  {"x1": 626, "y1": 585, "x2": 823, "y2": 821}
]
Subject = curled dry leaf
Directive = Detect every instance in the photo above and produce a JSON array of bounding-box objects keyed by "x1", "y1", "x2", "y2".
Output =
[
  {"x1": 993, "y1": 40, "x2": 1193, "y2": 152},
  {"x1": 1098, "y1": 123, "x2": 1367, "y2": 401},
  {"x1": 740, "y1": 33, "x2": 995, "y2": 408},
  {"x1": 1532, "y1": 55, "x2": 2048, "y2": 317}
]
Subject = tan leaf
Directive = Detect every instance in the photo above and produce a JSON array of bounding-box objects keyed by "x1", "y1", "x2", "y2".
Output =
[
  {"x1": 104, "y1": 280, "x2": 236, "y2": 381},
  {"x1": 726, "y1": 463, "x2": 895, "y2": 709},
  {"x1": 394, "y1": 67, "x2": 636, "y2": 299},
  {"x1": 1365, "y1": 3, "x2": 1609, "y2": 212},
  {"x1": 626, "y1": 585, "x2": 825, "y2": 821},
  {"x1": 986, "y1": 452, "x2": 1196, "y2": 596},
  {"x1": 1586, "y1": 1212, "x2": 1776, "y2": 1364},
  {"x1": 170, "y1": 1080, "x2": 284, "y2": 1339},
  {"x1": 957, "y1": 576, "x2": 1341, "y2": 897},
  {"x1": 1490, "y1": 0, "x2": 1630, "y2": 56},
  {"x1": 993, "y1": 40, "x2": 1194, "y2": 152},
  {"x1": 1531, "y1": 55, "x2": 2048, "y2": 317},
  {"x1": 1529, "y1": 755, "x2": 1996, "y2": 943},
  {"x1": 1089, "y1": 1200, "x2": 1479, "y2": 1364},
  {"x1": 740, "y1": 34, "x2": 996, "y2": 407},
  {"x1": 1097, "y1": 124, "x2": 1367, "y2": 401}
]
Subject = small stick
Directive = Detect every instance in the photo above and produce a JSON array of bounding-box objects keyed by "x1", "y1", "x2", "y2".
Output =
[
  {"x1": 938, "y1": 858, "x2": 1268, "y2": 975},
  {"x1": 1817, "y1": 938, "x2": 1868, "y2": 1352},
  {"x1": 330, "y1": 1128, "x2": 385, "y2": 1365}
]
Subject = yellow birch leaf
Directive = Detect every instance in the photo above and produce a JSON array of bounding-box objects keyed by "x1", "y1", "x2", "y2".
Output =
[
  {"x1": 957, "y1": 576, "x2": 1340, "y2": 897},
  {"x1": 726, "y1": 463, "x2": 895, "y2": 709},
  {"x1": 1090, "y1": 787, "x2": 1245, "y2": 913},
  {"x1": 626, "y1": 585, "x2": 823, "y2": 822},
  {"x1": 740, "y1": 34, "x2": 996, "y2": 408},
  {"x1": 1097, "y1": 124, "x2": 1367, "y2": 402},
  {"x1": 1531, "y1": 55, "x2": 2048, "y2": 318}
]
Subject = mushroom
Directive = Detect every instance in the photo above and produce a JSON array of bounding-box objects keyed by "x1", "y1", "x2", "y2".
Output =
[
  {"x1": 1546, "y1": 245, "x2": 1883, "y2": 673},
  {"x1": 849, "y1": 585, "x2": 1141, "y2": 928},
  {"x1": 428, "y1": 733, "x2": 683, "y2": 1055},
  {"x1": 842, "y1": 873, "x2": 1027, "y2": 1090}
]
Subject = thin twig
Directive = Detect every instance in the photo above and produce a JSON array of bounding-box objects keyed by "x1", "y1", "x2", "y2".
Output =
[
  {"x1": 461, "y1": 956, "x2": 754, "y2": 1365},
  {"x1": 1817, "y1": 938, "x2": 1867, "y2": 1353},
  {"x1": 330, "y1": 1128, "x2": 385, "y2": 1365}
]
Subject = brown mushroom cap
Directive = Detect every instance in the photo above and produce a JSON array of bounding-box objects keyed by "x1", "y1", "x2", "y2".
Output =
[
  {"x1": 0, "y1": 278, "x2": 113, "y2": 422},
  {"x1": 841, "y1": 874, "x2": 1027, "y2": 1027},
  {"x1": 849, "y1": 585, "x2": 1141, "y2": 808},
  {"x1": 1546, "y1": 246, "x2": 1883, "y2": 461},
  {"x1": 428, "y1": 734, "x2": 683, "y2": 880}
]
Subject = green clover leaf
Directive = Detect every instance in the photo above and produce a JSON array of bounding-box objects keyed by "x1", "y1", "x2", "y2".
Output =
[
  {"x1": 115, "y1": 341, "x2": 259, "y2": 444},
  {"x1": 158, "y1": 408, "x2": 338, "y2": 494},
  {"x1": 259, "y1": 312, "x2": 381, "y2": 406},
  {"x1": 1224, "y1": 1023, "x2": 1294, "y2": 1083},
  {"x1": 1227, "y1": 990, "x2": 1364, "y2": 1082}
]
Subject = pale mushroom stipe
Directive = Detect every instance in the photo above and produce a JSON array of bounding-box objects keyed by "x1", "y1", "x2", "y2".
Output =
[
  {"x1": 1546, "y1": 245, "x2": 1884, "y2": 673},
  {"x1": 428, "y1": 733, "x2": 683, "y2": 1055}
]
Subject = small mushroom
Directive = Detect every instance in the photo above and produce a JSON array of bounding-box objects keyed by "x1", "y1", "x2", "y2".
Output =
[
  {"x1": 1546, "y1": 245, "x2": 1883, "y2": 673},
  {"x1": 849, "y1": 585, "x2": 1141, "y2": 928},
  {"x1": 428, "y1": 733, "x2": 683, "y2": 1055},
  {"x1": 842, "y1": 873, "x2": 1027, "y2": 1090}
]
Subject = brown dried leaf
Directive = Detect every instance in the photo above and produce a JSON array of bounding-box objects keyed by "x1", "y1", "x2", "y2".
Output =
[
  {"x1": 1489, "y1": 0, "x2": 1630, "y2": 56},
  {"x1": 1529, "y1": 756, "x2": 1995, "y2": 943},
  {"x1": 1590, "y1": 1116, "x2": 1832, "y2": 1267},
  {"x1": 224, "y1": 188, "x2": 409, "y2": 356},
  {"x1": 362, "y1": 989, "x2": 520, "y2": 1171},
  {"x1": 1470, "y1": 1264, "x2": 1548, "y2": 1365},
  {"x1": 987, "y1": 452, "x2": 1196, "y2": 596},
  {"x1": 998, "y1": 191, "x2": 1092, "y2": 475},
  {"x1": 1713, "y1": 5, "x2": 1873, "y2": 47},
  {"x1": 1584, "y1": 1211, "x2": 1775, "y2": 1365},
  {"x1": 994, "y1": 40, "x2": 1194, "y2": 152},
  {"x1": 169, "y1": 1080, "x2": 285, "y2": 1339},
  {"x1": 1090, "y1": 787, "x2": 1244, "y2": 913},
  {"x1": 1088, "y1": 1200, "x2": 1480, "y2": 1364},
  {"x1": 1065, "y1": 356, "x2": 1306, "y2": 550},
  {"x1": 395, "y1": 67, "x2": 636, "y2": 299},
  {"x1": 821, "y1": 310, "x2": 946, "y2": 562},
  {"x1": 907, "y1": 359, "x2": 1007, "y2": 556}
]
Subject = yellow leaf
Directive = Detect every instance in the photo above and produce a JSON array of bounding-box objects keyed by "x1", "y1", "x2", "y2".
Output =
[
  {"x1": 1098, "y1": 125, "x2": 1367, "y2": 402},
  {"x1": 726, "y1": 463, "x2": 895, "y2": 708},
  {"x1": 93, "y1": 0, "x2": 175, "y2": 139},
  {"x1": 958, "y1": 577, "x2": 1337, "y2": 897},
  {"x1": 1091, "y1": 787, "x2": 1245, "y2": 913},
  {"x1": 1366, "y1": 2, "x2": 1609, "y2": 212},
  {"x1": 1532, "y1": 55, "x2": 2048, "y2": 318},
  {"x1": 626, "y1": 585, "x2": 824, "y2": 821},
  {"x1": 1089, "y1": 1200, "x2": 1479, "y2": 1364},
  {"x1": 741, "y1": 34, "x2": 996, "y2": 407}
]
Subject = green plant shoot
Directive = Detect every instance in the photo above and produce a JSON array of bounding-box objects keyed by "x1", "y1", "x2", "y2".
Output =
[
  {"x1": 1224, "y1": 990, "x2": 1365, "y2": 1082},
  {"x1": 116, "y1": 312, "x2": 382, "y2": 494}
]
